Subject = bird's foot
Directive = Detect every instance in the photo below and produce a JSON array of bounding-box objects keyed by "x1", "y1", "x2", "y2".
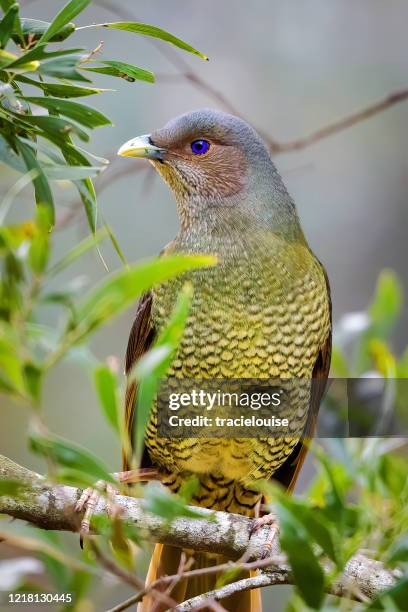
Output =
[
  {"x1": 75, "y1": 468, "x2": 159, "y2": 547},
  {"x1": 75, "y1": 479, "x2": 120, "y2": 548},
  {"x1": 250, "y1": 512, "x2": 279, "y2": 559}
]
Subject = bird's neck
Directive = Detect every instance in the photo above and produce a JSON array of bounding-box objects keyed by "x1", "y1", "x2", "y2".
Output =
[
  {"x1": 174, "y1": 205, "x2": 306, "y2": 262},
  {"x1": 173, "y1": 185, "x2": 306, "y2": 255}
]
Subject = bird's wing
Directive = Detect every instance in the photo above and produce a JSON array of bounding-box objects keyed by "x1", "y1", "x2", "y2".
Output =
[
  {"x1": 122, "y1": 291, "x2": 156, "y2": 471},
  {"x1": 273, "y1": 269, "x2": 332, "y2": 492}
]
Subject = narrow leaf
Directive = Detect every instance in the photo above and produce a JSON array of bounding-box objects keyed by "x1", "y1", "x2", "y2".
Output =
[
  {"x1": 94, "y1": 365, "x2": 120, "y2": 433},
  {"x1": 0, "y1": 134, "x2": 24, "y2": 173},
  {"x1": 84, "y1": 60, "x2": 154, "y2": 84},
  {"x1": 15, "y1": 76, "x2": 108, "y2": 98},
  {"x1": 30, "y1": 433, "x2": 115, "y2": 484},
  {"x1": 44, "y1": 164, "x2": 103, "y2": 181},
  {"x1": 14, "y1": 113, "x2": 90, "y2": 142},
  {"x1": 0, "y1": 2, "x2": 18, "y2": 48},
  {"x1": 278, "y1": 503, "x2": 325, "y2": 609},
  {"x1": 15, "y1": 139, "x2": 54, "y2": 224},
  {"x1": 59, "y1": 144, "x2": 97, "y2": 232},
  {"x1": 38, "y1": 55, "x2": 91, "y2": 82},
  {"x1": 40, "y1": 82, "x2": 107, "y2": 98},
  {"x1": 98, "y1": 22, "x2": 208, "y2": 60},
  {"x1": 23, "y1": 96, "x2": 111, "y2": 129},
  {"x1": 14, "y1": 18, "x2": 75, "y2": 44},
  {"x1": 278, "y1": 496, "x2": 338, "y2": 566},
  {"x1": 29, "y1": 204, "x2": 52, "y2": 275},
  {"x1": 47, "y1": 227, "x2": 108, "y2": 278},
  {"x1": 105, "y1": 223, "x2": 128, "y2": 266},
  {"x1": 5, "y1": 44, "x2": 84, "y2": 68},
  {"x1": 39, "y1": 0, "x2": 91, "y2": 44},
  {"x1": 71, "y1": 255, "x2": 215, "y2": 342},
  {"x1": 0, "y1": 1, "x2": 14, "y2": 13}
]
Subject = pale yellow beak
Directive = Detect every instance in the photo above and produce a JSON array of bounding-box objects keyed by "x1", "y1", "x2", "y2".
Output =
[{"x1": 117, "y1": 134, "x2": 165, "y2": 160}]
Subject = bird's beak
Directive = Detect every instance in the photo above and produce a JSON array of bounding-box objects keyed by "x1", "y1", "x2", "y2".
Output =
[{"x1": 117, "y1": 134, "x2": 165, "y2": 160}]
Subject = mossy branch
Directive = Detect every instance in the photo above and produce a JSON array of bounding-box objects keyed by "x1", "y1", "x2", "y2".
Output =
[{"x1": 0, "y1": 455, "x2": 401, "y2": 608}]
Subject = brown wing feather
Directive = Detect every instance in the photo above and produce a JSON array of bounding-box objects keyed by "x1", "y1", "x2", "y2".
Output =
[
  {"x1": 122, "y1": 291, "x2": 156, "y2": 471},
  {"x1": 273, "y1": 268, "x2": 332, "y2": 492}
]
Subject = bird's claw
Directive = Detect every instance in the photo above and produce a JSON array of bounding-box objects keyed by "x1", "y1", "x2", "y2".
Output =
[
  {"x1": 74, "y1": 469, "x2": 159, "y2": 547},
  {"x1": 250, "y1": 512, "x2": 279, "y2": 559},
  {"x1": 75, "y1": 480, "x2": 120, "y2": 548}
]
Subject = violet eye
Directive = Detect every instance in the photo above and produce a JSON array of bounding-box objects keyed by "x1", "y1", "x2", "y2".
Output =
[{"x1": 191, "y1": 139, "x2": 210, "y2": 155}]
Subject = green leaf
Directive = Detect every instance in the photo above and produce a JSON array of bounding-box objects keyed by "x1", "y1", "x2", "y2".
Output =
[
  {"x1": 14, "y1": 113, "x2": 90, "y2": 142},
  {"x1": 179, "y1": 475, "x2": 200, "y2": 503},
  {"x1": 14, "y1": 18, "x2": 75, "y2": 44},
  {"x1": 5, "y1": 136, "x2": 105, "y2": 181},
  {"x1": 28, "y1": 204, "x2": 52, "y2": 275},
  {"x1": 70, "y1": 255, "x2": 215, "y2": 343},
  {"x1": 74, "y1": 176, "x2": 96, "y2": 231},
  {"x1": 144, "y1": 482, "x2": 204, "y2": 523},
  {"x1": 39, "y1": 0, "x2": 91, "y2": 44},
  {"x1": 98, "y1": 22, "x2": 208, "y2": 60},
  {"x1": 0, "y1": 325, "x2": 25, "y2": 394},
  {"x1": 4, "y1": 44, "x2": 84, "y2": 68},
  {"x1": 0, "y1": 47, "x2": 38, "y2": 72},
  {"x1": 369, "y1": 270, "x2": 403, "y2": 338},
  {"x1": 93, "y1": 365, "x2": 120, "y2": 434},
  {"x1": 38, "y1": 533, "x2": 70, "y2": 592},
  {"x1": 47, "y1": 226, "x2": 108, "y2": 277},
  {"x1": 0, "y1": 1, "x2": 14, "y2": 12},
  {"x1": 0, "y1": 2, "x2": 18, "y2": 48},
  {"x1": 38, "y1": 54, "x2": 91, "y2": 82},
  {"x1": 0, "y1": 522, "x2": 90, "y2": 571},
  {"x1": 55, "y1": 468, "x2": 102, "y2": 489},
  {"x1": 41, "y1": 82, "x2": 106, "y2": 98},
  {"x1": 84, "y1": 60, "x2": 154, "y2": 84},
  {"x1": 15, "y1": 139, "x2": 54, "y2": 224},
  {"x1": 30, "y1": 432, "x2": 115, "y2": 484},
  {"x1": 23, "y1": 96, "x2": 112, "y2": 129},
  {"x1": 44, "y1": 164, "x2": 103, "y2": 181},
  {"x1": 105, "y1": 222, "x2": 128, "y2": 266},
  {"x1": 277, "y1": 496, "x2": 339, "y2": 566},
  {"x1": 16, "y1": 77, "x2": 108, "y2": 98},
  {"x1": 0, "y1": 134, "x2": 25, "y2": 172},
  {"x1": 42, "y1": 138, "x2": 97, "y2": 232},
  {"x1": 277, "y1": 503, "x2": 325, "y2": 609},
  {"x1": 67, "y1": 569, "x2": 92, "y2": 603},
  {"x1": 387, "y1": 534, "x2": 408, "y2": 565},
  {"x1": 23, "y1": 362, "x2": 43, "y2": 403},
  {"x1": 330, "y1": 346, "x2": 349, "y2": 377}
]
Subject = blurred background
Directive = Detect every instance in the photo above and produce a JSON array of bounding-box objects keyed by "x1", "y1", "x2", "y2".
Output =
[{"x1": 1, "y1": 0, "x2": 407, "y2": 609}]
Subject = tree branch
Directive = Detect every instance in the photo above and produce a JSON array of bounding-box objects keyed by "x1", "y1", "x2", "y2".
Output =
[
  {"x1": 272, "y1": 90, "x2": 408, "y2": 153},
  {"x1": 0, "y1": 455, "x2": 400, "y2": 607}
]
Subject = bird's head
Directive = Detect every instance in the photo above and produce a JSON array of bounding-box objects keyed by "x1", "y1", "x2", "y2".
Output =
[{"x1": 118, "y1": 108, "x2": 301, "y2": 237}]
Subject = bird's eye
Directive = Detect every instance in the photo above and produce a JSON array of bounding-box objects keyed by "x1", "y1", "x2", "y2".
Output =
[{"x1": 190, "y1": 139, "x2": 210, "y2": 155}]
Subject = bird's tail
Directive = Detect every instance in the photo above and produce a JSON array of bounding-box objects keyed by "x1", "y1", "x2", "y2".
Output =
[{"x1": 138, "y1": 543, "x2": 262, "y2": 611}]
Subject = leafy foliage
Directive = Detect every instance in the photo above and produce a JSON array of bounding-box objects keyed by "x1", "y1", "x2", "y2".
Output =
[{"x1": 0, "y1": 0, "x2": 207, "y2": 231}]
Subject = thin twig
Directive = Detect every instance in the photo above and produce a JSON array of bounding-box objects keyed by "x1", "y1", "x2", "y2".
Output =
[
  {"x1": 107, "y1": 554, "x2": 286, "y2": 612},
  {"x1": 88, "y1": 539, "x2": 178, "y2": 611}
]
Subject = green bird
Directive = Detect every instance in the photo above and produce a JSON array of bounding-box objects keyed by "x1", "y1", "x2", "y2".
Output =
[{"x1": 118, "y1": 109, "x2": 332, "y2": 611}]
